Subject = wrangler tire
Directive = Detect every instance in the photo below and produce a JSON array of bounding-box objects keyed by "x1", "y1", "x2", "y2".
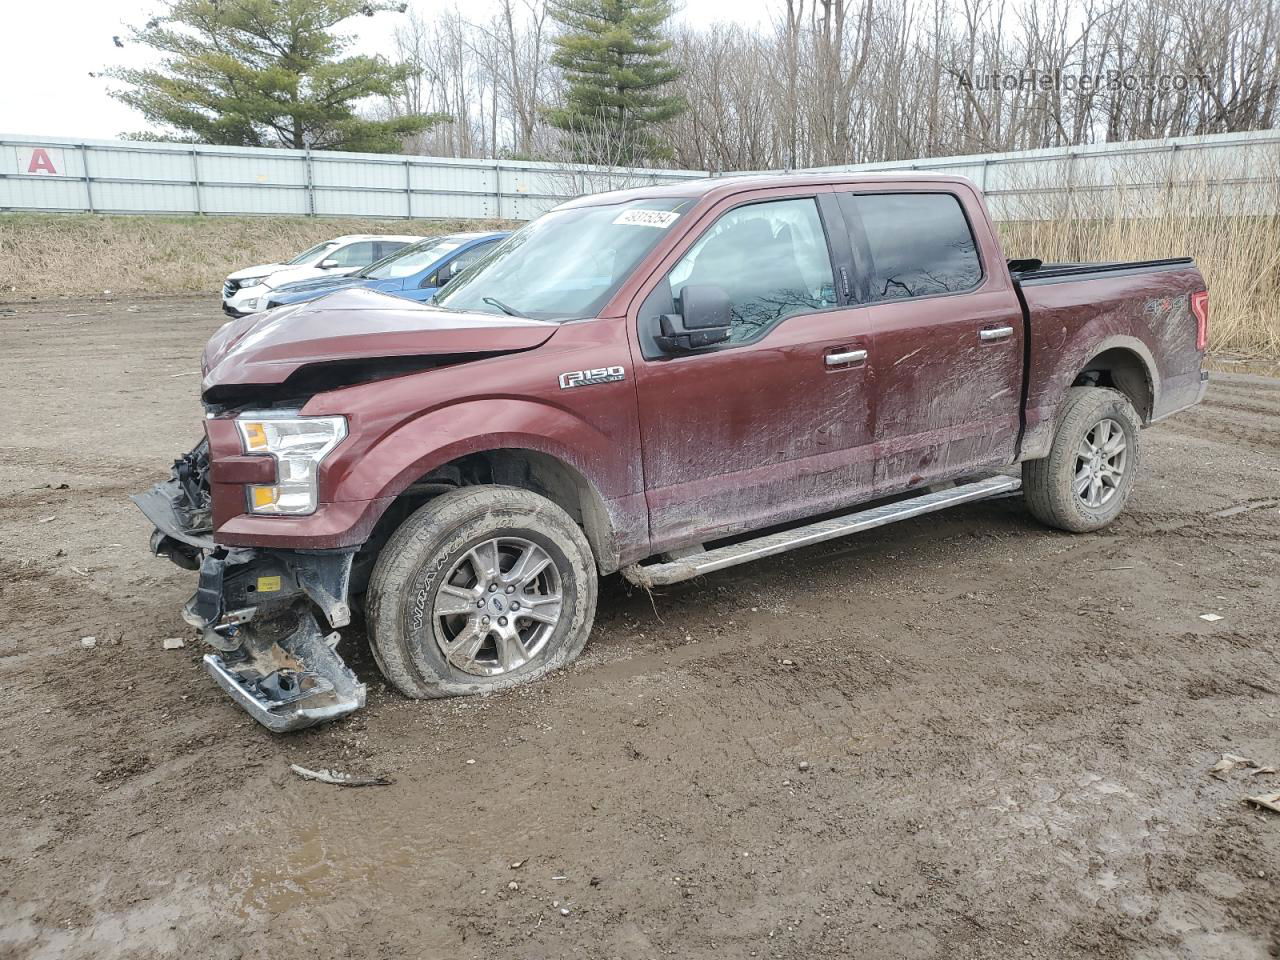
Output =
[
  {"x1": 1023, "y1": 386, "x2": 1142, "y2": 533},
  {"x1": 366, "y1": 486, "x2": 597, "y2": 699}
]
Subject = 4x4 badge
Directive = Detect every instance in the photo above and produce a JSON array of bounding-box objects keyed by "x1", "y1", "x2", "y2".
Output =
[{"x1": 558, "y1": 366, "x2": 626, "y2": 389}]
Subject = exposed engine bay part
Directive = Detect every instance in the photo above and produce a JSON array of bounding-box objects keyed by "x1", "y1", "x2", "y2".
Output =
[
  {"x1": 203, "y1": 608, "x2": 365, "y2": 733},
  {"x1": 200, "y1": 352, "x2": 515, "y2": 414},
  {"x1": 131, "y1": 446, "x2": 214, "y2": 551},
  {"x1": 166, "y1": 546, "x2": 363, "y2": 730},
  {"x1": 135, "y1": 438, "x2": 366, "y2": 731},
  {"x1": 177, "y1": 548, "x2": 363, "y2": 729},
  {"x1": 181, "y1": 542, "x2": 355, "y2": 638}
]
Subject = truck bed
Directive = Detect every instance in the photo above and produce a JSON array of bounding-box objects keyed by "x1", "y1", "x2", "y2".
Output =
[{"x1": 1013, "y1": 257, "x2": 1207, "y2": 459}]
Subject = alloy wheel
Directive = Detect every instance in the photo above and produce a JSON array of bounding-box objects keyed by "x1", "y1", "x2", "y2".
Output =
[
  {"x1": 432, "y1": 537, "x2": 563, "y2": 677},
  {"x1": 1074, "y1": 417, "x2": 1128, "y2": 509}
]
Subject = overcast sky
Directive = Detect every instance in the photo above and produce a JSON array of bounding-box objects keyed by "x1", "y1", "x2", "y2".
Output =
[{"x1": 0, "y1": 0, "x2": 775, "y2": 141}]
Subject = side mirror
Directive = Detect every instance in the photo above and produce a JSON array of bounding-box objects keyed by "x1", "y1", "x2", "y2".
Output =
[
  {"x1": 656, "y1": 284, "x2": 732, "y2": 353},
  {"x1": 319, "y1": 258, "x2": 340, "y2": 269}
]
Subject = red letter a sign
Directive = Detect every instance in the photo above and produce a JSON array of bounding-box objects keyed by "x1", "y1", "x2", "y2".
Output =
[{"x1": 27, "y1": 148, "x2": 58, "y2": 174}]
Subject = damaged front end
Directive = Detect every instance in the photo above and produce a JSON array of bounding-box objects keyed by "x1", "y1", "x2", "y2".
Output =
[{"x1": 132, "y1": 442, "x2": 365, "y2": 732}]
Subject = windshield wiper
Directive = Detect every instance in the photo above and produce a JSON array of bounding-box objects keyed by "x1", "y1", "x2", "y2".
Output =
[{"x1": 482, "y1": 296, "x2": 528, "y2": 318}]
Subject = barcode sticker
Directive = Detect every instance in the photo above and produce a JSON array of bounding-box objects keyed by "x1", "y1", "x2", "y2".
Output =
[{"x1": 613, "y1": 209, "x2": 680, "y2": 228}]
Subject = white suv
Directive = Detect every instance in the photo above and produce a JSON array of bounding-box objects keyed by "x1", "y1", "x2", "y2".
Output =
[{"x1": 221, "y1": 235, "x2": 422, "y2": 316}]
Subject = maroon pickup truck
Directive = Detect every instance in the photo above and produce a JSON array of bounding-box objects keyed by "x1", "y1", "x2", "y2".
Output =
[{"x1": 134, "y1": 173, "x2": 1210, "y2": 731}]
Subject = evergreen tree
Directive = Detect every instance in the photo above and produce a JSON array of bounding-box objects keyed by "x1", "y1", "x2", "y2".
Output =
[
  {"x1": 546, "y1": 0, "x2": 685, "y2": 165},
  {"x1": 109, "y1": 0, "x2": 443, "y2": 152}
]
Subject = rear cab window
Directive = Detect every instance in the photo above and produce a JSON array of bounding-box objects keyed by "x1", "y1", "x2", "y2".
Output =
[{"x1": 843, "y1": 192, "x2": 982, "y2": 302}]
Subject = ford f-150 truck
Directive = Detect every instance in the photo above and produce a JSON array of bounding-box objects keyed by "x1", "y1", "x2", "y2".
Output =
[{"x1": 134, "y1": 173, "x2": 1210, "y2": 731}]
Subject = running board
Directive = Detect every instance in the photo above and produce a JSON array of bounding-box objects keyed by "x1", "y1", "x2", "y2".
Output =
[{"x1": 622, "y1": 475, "x2": 1021, "y2": 587}]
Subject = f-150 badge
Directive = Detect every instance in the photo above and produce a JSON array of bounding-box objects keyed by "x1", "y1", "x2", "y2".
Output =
[{"x1": 559, "y1": 366, "x2": 626, "y2": 389}]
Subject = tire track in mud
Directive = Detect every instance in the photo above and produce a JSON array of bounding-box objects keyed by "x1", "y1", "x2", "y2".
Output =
[
  {"x1": 1158, "y1": 406, "x2": 1280, "y2": 452},
  {"x1": 1199, "y1": 392, "x2": 1280, "y2": 418},
  {"x1": 1204, "y1": 369, "x2": 1280, "y2": 393},
  {"x1": 1117, "y1": 504, "x2": 1280, "y2": 542}
]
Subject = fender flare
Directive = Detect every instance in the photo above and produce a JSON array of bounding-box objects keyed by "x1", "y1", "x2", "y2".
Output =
[
  {"x1": 1078, "y1": 335, "x2": 1161, "y2": 420},
  {"x1": 1024, "y1": 333, "x2": 1162, "y2": 460}
]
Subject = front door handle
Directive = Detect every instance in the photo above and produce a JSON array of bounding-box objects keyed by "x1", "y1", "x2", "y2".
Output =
[
  {"x1": 825, "y1": 348, "x2": 868, "y2": 367},
  {"x1": 979, "y1": 325, "x2": 1015, "y2": 341}
]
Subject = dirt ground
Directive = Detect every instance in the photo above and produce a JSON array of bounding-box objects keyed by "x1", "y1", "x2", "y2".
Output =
[{"x1": 1, "y1": 297, "x2": 1277, "y2": 960}]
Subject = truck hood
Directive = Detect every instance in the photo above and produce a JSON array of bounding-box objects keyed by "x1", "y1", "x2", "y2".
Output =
[{"x1": 201, "y1": 287, "x2": 555, "y2": 399}]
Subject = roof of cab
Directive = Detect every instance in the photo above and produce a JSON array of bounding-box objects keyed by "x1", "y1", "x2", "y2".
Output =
[{"x1": 553, "y1": 171, "x2": 978, "y2": 211}]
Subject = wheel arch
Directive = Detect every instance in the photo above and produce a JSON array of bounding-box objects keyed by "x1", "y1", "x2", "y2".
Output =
[
  {"x1": 363, "y1": 445, "x2": 623, "y2": 577},
  {"x1": 1073, "y1": 337, "x2": 1160, "y2": 423}
]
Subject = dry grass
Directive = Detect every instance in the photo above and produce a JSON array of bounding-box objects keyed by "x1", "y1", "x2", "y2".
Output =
[
  {"x1": 0, "y1": 214, "x2": 517, "y2": 303},
  {"x1": 992, "y1": 147, "x2": 1280, "y2": 358},
  {"x1": 998, "y1": 213, "x2": 1280, "y2": 358}
]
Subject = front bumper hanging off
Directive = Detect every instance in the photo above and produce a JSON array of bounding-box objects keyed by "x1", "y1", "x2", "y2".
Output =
[
  {"x1": 201, "y1": 607, "x2": 365, "y2": 734},
  {"x1": 133, "y1": 476, "x2": 365, "y2": 733}
]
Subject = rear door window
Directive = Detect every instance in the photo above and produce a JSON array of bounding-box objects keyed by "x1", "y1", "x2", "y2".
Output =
[
  {"x1": 849, "y1": 193, "x2": 981, "y2": 301},
  {"x1": 667, "y1": 197, "x2": 837, "y2": 344}
]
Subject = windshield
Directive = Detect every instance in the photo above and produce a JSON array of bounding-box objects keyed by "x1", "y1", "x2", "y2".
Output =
[
  {"x1": 363, "y1": 237, "x2": 465, "y2": 280},
  {"x1": 287, "y1": 241, "x2": 336, "y2": 265},
  {"x1": 434, "y1": 199, "x2": 693, "y2": 320}
]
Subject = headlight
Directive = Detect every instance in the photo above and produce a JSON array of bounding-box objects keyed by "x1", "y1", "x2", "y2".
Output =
[{"x1": 235, "y1": 414, "x2": 347, "y2": 515}]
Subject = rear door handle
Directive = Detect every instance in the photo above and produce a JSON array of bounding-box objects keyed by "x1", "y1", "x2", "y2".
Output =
[
  {"x1": 825, "y1": 348, "x2": 867, "y2": 367},
  {"x1": 979, "y1": 325, "x2": 1015, "y2": 341}
]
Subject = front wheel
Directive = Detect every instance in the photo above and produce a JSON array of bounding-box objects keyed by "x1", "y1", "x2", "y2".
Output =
[
  {"x1": 366, "y1": 486, "x2": 597, "y2": 698},
  {"x1": 1023, "y1": 386, "x2": 1142, "y2": 533}
]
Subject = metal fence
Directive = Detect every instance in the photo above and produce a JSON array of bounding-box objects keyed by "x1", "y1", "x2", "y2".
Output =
[
  {"x1": 0, "y1": 134, "x2": 708, "y2": 220},
  {"x1": 3, "y1": 128, "x2": 1278, "y2": 221},
  {"x1": 805, "y1": 128, "x2": 1280, "y2": 219}
]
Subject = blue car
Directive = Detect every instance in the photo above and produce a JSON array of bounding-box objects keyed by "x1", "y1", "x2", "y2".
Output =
[{"x1": 259, "y1": 231, "x2": 510, "y2": 310}]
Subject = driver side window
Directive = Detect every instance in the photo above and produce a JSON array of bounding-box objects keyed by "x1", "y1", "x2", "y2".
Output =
[{"x1": 668, "y1": 197, "x2": 836, "y2": 343}]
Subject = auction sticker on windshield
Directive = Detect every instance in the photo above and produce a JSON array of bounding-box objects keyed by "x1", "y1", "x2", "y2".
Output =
[{"x1": 614, "y1": 209, "x2": 680, "y2": 228}]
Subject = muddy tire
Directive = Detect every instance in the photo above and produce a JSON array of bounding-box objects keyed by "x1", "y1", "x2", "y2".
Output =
[
  {"x1": 1023, "y1": 386, "x2": 1142, "y2": 533},
  {"x1": 365, "y1": 486, "x2": 597, "y2": 699}
]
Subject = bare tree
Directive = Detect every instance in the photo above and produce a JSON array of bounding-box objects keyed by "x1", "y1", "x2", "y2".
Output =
[{"x1": 385, "y1": 0, "x2": 1280, "y2": 168}]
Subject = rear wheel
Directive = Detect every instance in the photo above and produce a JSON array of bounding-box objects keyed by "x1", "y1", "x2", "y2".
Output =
[
  {"x1": 366, "y1": 486, "x2": 597, "y2": 698},
  {"x1": 1023, "y1": 386, "x2": 1141, "y2": 532}
]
